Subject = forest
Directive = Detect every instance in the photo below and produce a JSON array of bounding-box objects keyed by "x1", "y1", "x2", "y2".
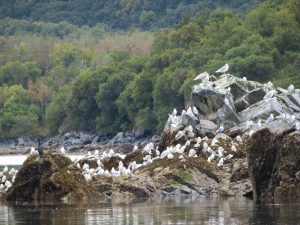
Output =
[
  {"x1": 1, "y1": 0, "x2": 262, "y2": 30},
  {"x1": 0, "y1": 0, "x2": 299, "y2": 138}
]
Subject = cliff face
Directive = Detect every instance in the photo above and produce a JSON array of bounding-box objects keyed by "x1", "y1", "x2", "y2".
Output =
[{"x1": 246, "y1": 128, "x2": 300, "y2": 204}]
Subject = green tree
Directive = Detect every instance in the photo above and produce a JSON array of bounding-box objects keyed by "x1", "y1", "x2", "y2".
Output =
[
  {"x1": 45, "y1": 86, "x2": 70, "y2": 135},
  {"x1": 0, "y1": 61, "x2": 41, "y2": 87},
  {"x1": 0, "y1": 85, "x2": 39, "y2": 137}
]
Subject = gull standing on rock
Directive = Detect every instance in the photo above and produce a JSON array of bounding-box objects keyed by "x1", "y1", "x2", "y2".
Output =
[
  {"x1": 207, "y1": 152, "x2": 216, "y2": 163},
  {"x1": 194, "y1": 71, "x2": 209, "y2": 81},
  {"x1": 245, "y1": 120, "x2": 254, "y2": 129},
  {"x1": 30, "y1": 147, "x2": 38, "y2": 155},
  {"x1": 60, "y1": 147, "x2": 66, "y2": 154},
  {"x1": 266, "y1": 114, "x2": 274, "y2": 123},
  {"x1": 188, "y1": 149, "x2": 197, "y2": 157},
  {"x1": 249, "y1": 130, "x2": 255, "y2": 137},
  {"x1": 257, "y1": 119, "x2": 262, "y2": 128},
  {"x1": 231, "y1": 144, "x2": 237, "y2": 152},
  {"x1": 172, "y1": 108, "x2": 177, "y2": 116},
  {"x1": 235, "y1": 135, "x2": 242, "y2": 143},
  {"x1": 37, "y1": 138, "x2": 43, "y2": 156},
  {"x1": 216, "y1": 64, "x2": 229, "y2": 74},
  {"x1": 288, "y1": 84, "x2": 294, "y2": 93},
  {"x1": 192, "y1": 106, "x2": 199, "y2": 116},
  {"x1": 175, "y1": 130, "x2": 185, "y2": 140},
  {"x1": 186, "y1": 107, "x2": 198, "y2": 121},
  {"x1": 3, "y1": 166, "x2": 8, "y2": 173},
  {"x1": 224, "y1": 98, "x2": 230, "y2": 106},
  {"x1": 264, "y1": 90, "x2": 277, "y2": 100},
  {"x1": 216, "y1": 126, "x2": 224, "y2": 133},
  {"x1": 296, "y1": 121, "x2": 300, "y2": 131},
  {"x1": 217, "y1": 154, "x2": 233, "y2": 167}
]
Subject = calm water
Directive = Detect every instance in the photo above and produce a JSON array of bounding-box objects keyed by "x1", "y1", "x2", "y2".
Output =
[
  {"x1": 0, "y1": 155, "x2": 85, "y2": 166},
  {"x1": 0, "y1": 198, "x2": 299, "y2": 225}
]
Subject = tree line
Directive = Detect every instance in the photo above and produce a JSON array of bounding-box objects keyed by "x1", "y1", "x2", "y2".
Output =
[{"x1": 0, "y1": 0, "x2": 261, "y2": 30}]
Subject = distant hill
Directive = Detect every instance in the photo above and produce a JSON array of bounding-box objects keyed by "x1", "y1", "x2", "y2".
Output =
[{"x1": 0, "y1": 0, "x2": 262, "y2": 30}]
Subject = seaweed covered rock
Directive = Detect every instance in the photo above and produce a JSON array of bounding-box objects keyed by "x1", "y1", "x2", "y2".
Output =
[
  {"x1": 6, "y1": 153, "x2": 99, "y2": 202},
  {"x1": 246, "y1": 128, "x2": 300, "y2": 204},
  {"x1": 93, "y1": 155, "x2": 224, "y2": 202}
]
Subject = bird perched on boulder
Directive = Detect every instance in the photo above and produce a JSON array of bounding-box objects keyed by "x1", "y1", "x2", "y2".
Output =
[
  {"x1": 194, "y1": 71, "x2": 209, "y2": 82},
  {"x1": 231, "y1": 144, "x2": 237, "y2": 152},
  {"x1": 295, "y1": 121, "x2": 300, "y2": 131},
  {"x1": 216, "y1": 64, "x2": 229, "y2": 74},
  {"x1": 60, "y1": 146, "x2": 66, "y2": 154},
  {"x1": 37, "y1": 137, "x2": 43, "y2": 156},
  {"x1": 266, "y1": 114, "x2": 274, "y2": 123},
  {"x1": 216, "y1": 125, "x2": 224, "y2": 133},
  {"x1": 264, "y1": 90, "x2": 277, "y2": 100},
  {"x1": 288, "y1": 84, "x2": 294, "y2": 93}
]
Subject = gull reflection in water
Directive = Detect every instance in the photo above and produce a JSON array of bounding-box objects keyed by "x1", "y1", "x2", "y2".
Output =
[{"x1": 0, "y1": 197, "x2": 299, "y2": 225}]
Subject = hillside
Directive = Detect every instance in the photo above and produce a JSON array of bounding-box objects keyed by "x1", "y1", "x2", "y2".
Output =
[{"x1": 0, "y1": 0, "x2": 262, "y2": 30}]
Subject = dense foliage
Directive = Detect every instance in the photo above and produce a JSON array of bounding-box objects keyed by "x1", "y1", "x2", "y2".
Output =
[
  {"x1": 0, "y1": 0, "x2": 261, "y2": 30},
  {"x1": 0, "y1": 0, "x2": 299, "y2": 138}
]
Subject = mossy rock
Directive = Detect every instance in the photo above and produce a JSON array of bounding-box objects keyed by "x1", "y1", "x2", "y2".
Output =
[
  {"x1": 123, "y1": 151, "x2": 144, "y2": 167},
  {"x1": 102, "y1": 156, "x2": 122, "y2": 171},
  {"x1": 78, "y1": 158, "x2": 98, "y2": 169},
  {"x1": 6, "y1": 153, "x2": 99, "y2": 202}
]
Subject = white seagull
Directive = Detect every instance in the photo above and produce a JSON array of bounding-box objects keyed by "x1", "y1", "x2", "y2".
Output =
[
  {"x1": 175, "y1": 130, "x2": 186, "y2": 140},
  {"x1": 266, "y1": 114, "x2": 274, "y2": 123},
  {"x1": 60, "y1": 147, "x2": 66, "y2": 154},
  {"x1": 188, "y1": 149, "x2": 197, "y2": 157},
  {"x1": 172, "y1": 108, "x2": 177, "y2": 116},
  {"x1": 264, "y1": 90, "x2": 277, "y2": 99},
  {"x1": 216, "y1": 126, "x2": 224, "y2": 133},
  {"x1": 235, "y1": 135, "x2": 242, "y2": 143},
  {"x1": 288, "y1": 84, "x2": 294, "y2": 93},
  {"x1": 231, "y1": 144, "x2": 237, "y2": 152},
  {"x1": 296, "y1": 121, "x2": 300, "y2": 131},
  {"x1": 216, "y1": 64, "x2": 229, "y2": 74},
  {"x1": 194, "y1": 71, "x2": 209, "y2": 81}
]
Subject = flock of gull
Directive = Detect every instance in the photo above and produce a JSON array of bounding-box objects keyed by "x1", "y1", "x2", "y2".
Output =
[
  {"x1": 1, "y1": 63, "x2": 299, "y2": 190},
  {"x1": 0, "y1": 166, "x2": 17, "y2": 192}
]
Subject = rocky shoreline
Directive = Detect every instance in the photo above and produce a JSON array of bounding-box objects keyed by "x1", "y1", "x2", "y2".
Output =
[
  {"x1": 0, "y1": 74, "x2": 299, "y2": 204},
  {"x1": 0, "y1": 132, "x2": 160, "y2": 155}
]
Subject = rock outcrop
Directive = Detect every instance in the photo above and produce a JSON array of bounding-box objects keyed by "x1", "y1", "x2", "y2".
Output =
[
  {"x1": 6, "y1": 153, "x2": 99, "y2": 202},
  {"x1": 3, "y1": 74, "x2": 300, "y2": 204},
  {"x1": 246, "y1": 128, "x2": 300, "y2": 204},
  {"x1": 164, "y1": 74, "x2": 300, "y2": 137},
  {"x1": 86, "y1": 153, "x2": 227, "y2": 202}
]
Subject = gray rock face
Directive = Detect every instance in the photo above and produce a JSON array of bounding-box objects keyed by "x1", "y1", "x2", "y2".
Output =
[
  {"x1": 192, "y1": 89, "x2": 225, "y2": 115},
  {"x1": 159, "y1": 73, "x2": 299, "y2": 203},
  {"x1": 165, "y1": 74, "x2": 300, "y2": 137},
  {"x1": 0, "y1": 130, "x2": 151, "y2": 155}
]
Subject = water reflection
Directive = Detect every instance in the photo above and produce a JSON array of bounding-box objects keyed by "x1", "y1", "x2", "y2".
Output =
[{"x1": 0, "y1": 197, "x2": 299, "y2": 225}]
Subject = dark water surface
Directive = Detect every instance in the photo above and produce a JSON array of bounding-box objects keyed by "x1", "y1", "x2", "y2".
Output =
[{"x1": 0, "y1": 197, "x2": 299, "y2": 225}]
